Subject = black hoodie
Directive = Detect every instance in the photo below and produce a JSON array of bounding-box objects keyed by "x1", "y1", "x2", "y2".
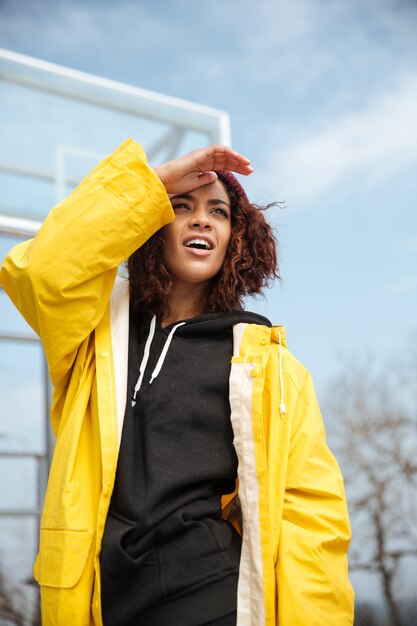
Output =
[{"x1": 100, "y1": 310, "x2": 271, "y2": 626}]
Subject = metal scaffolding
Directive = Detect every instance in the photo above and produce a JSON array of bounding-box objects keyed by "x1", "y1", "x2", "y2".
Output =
[{"x1": 0, "y1": 47, "x2": 231, "y2": 238}]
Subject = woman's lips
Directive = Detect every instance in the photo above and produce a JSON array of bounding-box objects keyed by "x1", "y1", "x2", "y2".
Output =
[
  {"x1": 182, "y1": 235, "x2": 215, "y2": 257},
  {"x1": 183, "y1": 246, "x2": 212, "y2": 257}
]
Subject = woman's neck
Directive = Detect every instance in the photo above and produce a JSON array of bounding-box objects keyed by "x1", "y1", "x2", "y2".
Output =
[{"x1": 161, "y1": 282, "x2": 209, "y2": 327}]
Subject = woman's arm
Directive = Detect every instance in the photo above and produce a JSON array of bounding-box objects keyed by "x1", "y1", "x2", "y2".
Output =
[{"x1": 0, "y1": 139, "x2": 172, "y2": 388}]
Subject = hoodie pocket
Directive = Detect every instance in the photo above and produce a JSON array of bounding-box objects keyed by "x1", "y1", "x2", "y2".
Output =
[{"x1": 34, "y1": 528, "x2": 94, "y2": 588}]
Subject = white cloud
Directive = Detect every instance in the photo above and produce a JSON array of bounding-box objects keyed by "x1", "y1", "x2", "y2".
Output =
[
  {"x1": 387, "y1": 275, "x2": 417, "y2": 296},
  {"x1": 264, "y1": 72, "x2": 417, "y2": 210},
  {"x1": 403, "y1": 235, "x2": 417, "y2": 254}
]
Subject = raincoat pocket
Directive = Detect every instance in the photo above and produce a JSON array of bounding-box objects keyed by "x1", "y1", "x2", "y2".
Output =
[{"x1": 34, "y1": 528, "x2": 94, "y2": 588}]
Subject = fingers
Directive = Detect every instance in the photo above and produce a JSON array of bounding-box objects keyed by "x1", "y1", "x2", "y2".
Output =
[
  {"x1": 153, "y1": 145, "x2": 253, "y2": 194},
  {"x1": 195, "y1": 145, "x2": 253, "y2": 176},
  {"x1": 191, "y1": 171, "x2": 218, "y2": 189}
]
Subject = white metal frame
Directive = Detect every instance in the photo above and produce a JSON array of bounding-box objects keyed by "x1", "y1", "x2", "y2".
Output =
[{"x1": 0, "y1": 47, "x2": 232, "y2": 238}]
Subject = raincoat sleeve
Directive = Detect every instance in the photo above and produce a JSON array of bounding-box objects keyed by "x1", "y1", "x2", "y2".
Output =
[
  {"x1": 277, "y1": 370, "x2": 354, "y2": 625},
  {"x1": 0, "y1": 138, "x2": 174, "y2": 391}
]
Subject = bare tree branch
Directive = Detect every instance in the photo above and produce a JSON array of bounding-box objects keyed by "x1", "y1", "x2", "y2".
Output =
[{"x1": 324, "y1": 344, "x2": 417, "y2": 626}]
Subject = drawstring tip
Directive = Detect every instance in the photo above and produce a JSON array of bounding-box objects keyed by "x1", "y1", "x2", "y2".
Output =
[
  {"x1": 279, "y1": 402, "x2": 287, "y2": 419},
  {"x1": 131, "y1": 399, "x2": 136, "y2": 407}
]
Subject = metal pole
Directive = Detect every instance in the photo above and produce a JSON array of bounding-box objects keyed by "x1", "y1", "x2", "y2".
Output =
[{"x1": 0, "y1": 47, "x2": 228, "y2": 138}]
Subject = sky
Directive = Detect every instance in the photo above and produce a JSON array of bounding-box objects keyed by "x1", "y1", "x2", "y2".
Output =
[{"x1": 1, "y1": 0, "x2": 417, "y2": 613}]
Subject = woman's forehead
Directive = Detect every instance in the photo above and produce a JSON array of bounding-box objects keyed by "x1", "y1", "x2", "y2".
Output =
[{"x1": 169, "y1": 179, "x2": 230, "y2": 202}]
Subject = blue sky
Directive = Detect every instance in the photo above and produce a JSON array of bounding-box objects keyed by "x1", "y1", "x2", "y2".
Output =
[
  {"x1": 1, "y1": 0, "x2": 417, "y2": 608},
  {"x1": 1, "y1": 0, "x2": 417, "y2": 393}
]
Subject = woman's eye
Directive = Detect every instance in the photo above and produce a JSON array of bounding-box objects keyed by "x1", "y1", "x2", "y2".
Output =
[
  {"x1": 172, "y1": 202, "x2": 191, "y2": 211},
  {"x1": 212, "y1": 208, "x2": 229, "y2": 218}
]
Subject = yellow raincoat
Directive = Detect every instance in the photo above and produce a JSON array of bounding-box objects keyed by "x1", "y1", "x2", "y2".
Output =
[{"x1": 1, "y1": 139, "x2": 354, "y2": 625}]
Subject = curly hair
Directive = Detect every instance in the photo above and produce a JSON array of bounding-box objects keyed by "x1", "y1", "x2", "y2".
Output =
[{"x1": 127, "y1": 177, "x2": 279, "y2": 320}]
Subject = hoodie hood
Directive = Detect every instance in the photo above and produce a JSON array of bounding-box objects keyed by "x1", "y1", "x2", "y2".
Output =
[
  {"x1": 131, "y1": 310, "x2": 271, "y2": 406},
  {"x1": 162, "y1": 310, "x2": 271, "y2": 338}
]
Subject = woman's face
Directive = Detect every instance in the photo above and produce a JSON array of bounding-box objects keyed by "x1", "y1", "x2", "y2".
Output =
[{"x1": 162, "y1": 180, "x2": 232, "y2": 292}]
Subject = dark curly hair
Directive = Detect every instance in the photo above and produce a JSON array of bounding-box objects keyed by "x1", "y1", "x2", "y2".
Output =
[{"x1": 127, "y1": 177, "x2": 279, "y2": 320}]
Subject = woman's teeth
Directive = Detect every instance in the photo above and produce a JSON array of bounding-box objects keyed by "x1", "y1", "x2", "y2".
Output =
[{"x1": 184, "y1": 238, "x2": 211, "y2": 250}]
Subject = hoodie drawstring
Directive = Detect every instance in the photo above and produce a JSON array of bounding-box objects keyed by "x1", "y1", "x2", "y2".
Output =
[
  {"x1": 278, "y1": 330, "x2": 287, "y2": 419},
  {"x1": 149, "y1": 321, "x2": 185, "y2": 384},
  {"x1": 131, "y1": 316, "x2": 186, "y2": 407},
  {"x1": 131, "y1": 315, "x2": 156, "y2": 406}
]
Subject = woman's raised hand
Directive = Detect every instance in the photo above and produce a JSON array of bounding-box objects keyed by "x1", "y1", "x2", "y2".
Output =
[{"x1": 153, "y1": 145, "x2": 253, "y2": 194}]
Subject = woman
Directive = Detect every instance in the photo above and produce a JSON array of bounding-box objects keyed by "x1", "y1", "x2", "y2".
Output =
[{"x1": 0, "y1": 139, "x2": 353, "y2": 626}]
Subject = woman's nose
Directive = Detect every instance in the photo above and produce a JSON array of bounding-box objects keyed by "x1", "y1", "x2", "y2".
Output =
[{"x1": 190, "y1": 209, "x2": 211, "y2": 229}]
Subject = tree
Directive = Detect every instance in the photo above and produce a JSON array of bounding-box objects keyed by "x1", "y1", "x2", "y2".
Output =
[
  {"x1": 0, "y1": 562, "x2": 25, "y2": 626},
  {"x1": 324, "y1": 344, "x2": 417, "y2": 626}
]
